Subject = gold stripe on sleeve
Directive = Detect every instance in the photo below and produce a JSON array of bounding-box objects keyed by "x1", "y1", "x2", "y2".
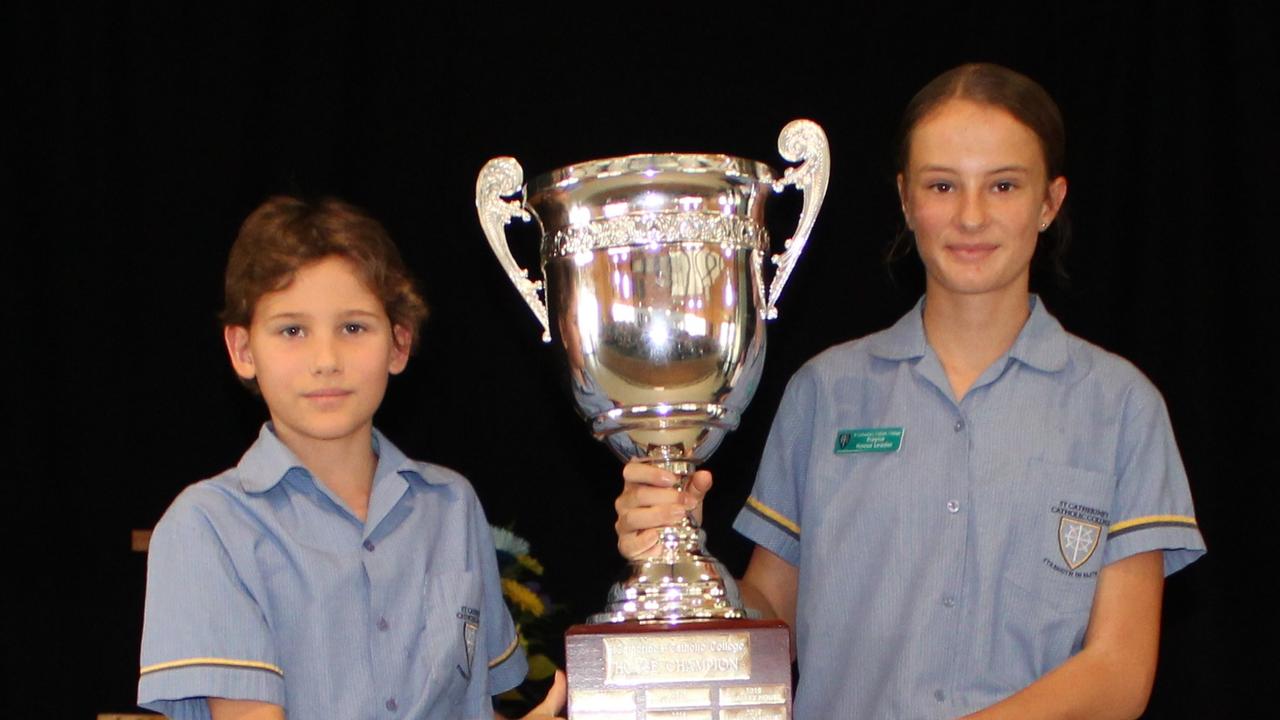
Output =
[
  {"x1": 488, "y1": 635, "x2": 520, "y2": 668},
  {"x1": 1108, "y1": 514, "x2": 1198, "y2": 534},
  {"x1": 139, "y1": 657, "x2": 284, "y2": 677},
  {"x1": 746, "y1": 496, "x2": 801, "y2": 536}
]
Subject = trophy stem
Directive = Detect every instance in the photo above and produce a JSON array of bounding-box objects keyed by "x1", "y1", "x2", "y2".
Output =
[{"x1": 590, "y1": 457, "x2": 755, "y2": 624}]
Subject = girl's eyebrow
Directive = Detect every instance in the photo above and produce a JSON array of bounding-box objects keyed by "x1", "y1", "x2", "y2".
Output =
[{"x1": 913, "y1": 164, "x2": 1032, "y2": 175}]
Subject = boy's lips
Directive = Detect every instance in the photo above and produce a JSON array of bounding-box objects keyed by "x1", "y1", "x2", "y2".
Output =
[{"x1": 303, "y1": 388, "x2": 353, "y2": 399}]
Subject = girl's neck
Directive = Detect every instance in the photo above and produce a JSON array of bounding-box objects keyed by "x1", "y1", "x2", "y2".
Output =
[{"x1": 922, "y1": 285, "x2": 1032, "y2": 402}]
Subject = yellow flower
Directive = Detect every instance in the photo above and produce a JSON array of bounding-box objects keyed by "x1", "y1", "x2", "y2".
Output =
[
  {"x1": 502, "y1": 578, "x2": 546, "y2": 617},
  {"x1": 516, "y1": 554, "x2": 544, "y2": 575}
]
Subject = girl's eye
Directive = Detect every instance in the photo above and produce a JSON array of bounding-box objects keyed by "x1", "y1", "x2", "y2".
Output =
[
  {"x1": 928, "y1": 181, "x2": 953, "y2": 193},
  {"x1": 344, "y1": 323, "x2": 367, "y2": 335},
  {"x1": 993, "y1": 181, "x2": 1017, "y2": 192},
  {"x1": 280, "y1": 326, "x2": 304, "y2": 338}
]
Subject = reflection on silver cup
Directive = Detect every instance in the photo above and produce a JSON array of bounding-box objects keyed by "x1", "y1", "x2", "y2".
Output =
[{"x1": 477, "y1": 121, "x2": 829, "y2": 623}]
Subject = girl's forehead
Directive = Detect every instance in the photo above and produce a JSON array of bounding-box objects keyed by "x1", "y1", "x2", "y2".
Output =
[{"x1": 907, "y1": 99, "x2": 1046, "y2": 172}]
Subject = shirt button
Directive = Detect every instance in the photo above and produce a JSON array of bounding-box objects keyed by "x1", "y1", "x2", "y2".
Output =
[
  {"x1": 363, "y1": 540, "x2": 375, "y2": 552},
  {"x1": 385, "y1": 698, "x2": 397, "y2": 711},
  {"x1": 946, "y1": 500, "x2": 960, "y2": 513},
  {"x1": 934, "y1": 689, "x2": 946, "y2": 702},
  {"x1": 377, "y1": 617, "x2": 389, "y2": 631},
  {"x1": 942, "y1": 595, "x2": 956, "y2": 608},
  {"x1": 953, "y1": 418, "x2": 964, "y2": 432}
]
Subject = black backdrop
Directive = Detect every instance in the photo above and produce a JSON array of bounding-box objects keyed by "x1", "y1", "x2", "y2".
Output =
[{"x1": 5, "y1": 4, "x2": 1277, "y2": 717}]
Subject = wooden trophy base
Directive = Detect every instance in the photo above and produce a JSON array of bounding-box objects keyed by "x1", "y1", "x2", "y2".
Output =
[{"x1": 565, "y1": 618, "x2": 792, "y2": 719}]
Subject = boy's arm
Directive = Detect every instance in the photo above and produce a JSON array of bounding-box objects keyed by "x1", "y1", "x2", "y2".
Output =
[
  {"x1": 962, "y1": 550, "x2": 1165, "y2": 720},
  {"x1": 493, "y1": 670, "x2": 567, "y2": 719},
  {"x1": 139, "y1": 491, "x2": 285, "y2": 715},
  {"x1": 209, "y1": 699, "x2": 286, "y2": 720}
]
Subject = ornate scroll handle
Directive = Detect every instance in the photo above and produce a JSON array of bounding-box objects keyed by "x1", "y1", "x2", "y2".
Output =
[
  {"x1": 476, "y1": 157, "x2": 551, "y2": 342},
  {"x1": 766, "y1": 119, "x2": 830, "y2": 320}
]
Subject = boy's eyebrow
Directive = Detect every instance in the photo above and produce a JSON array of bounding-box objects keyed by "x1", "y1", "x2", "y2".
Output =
[
  {"x1": 262, "y1": 309, "x2": 382, "y2": 321},
  {"x1": 262, "y1": 311, "x2": 310, "y2": 322}
]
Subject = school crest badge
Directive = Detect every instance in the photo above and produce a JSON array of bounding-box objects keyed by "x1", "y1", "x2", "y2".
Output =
[
  {"x1": 1058, "y1": 516, "x2": 1101, "y2": 570},
  {"x1": 456, "y1": 605, "x2": 480, "y2": 680}
]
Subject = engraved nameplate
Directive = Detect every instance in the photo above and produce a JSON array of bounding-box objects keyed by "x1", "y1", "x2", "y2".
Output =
[
  {"x1": 718, "y1": 685, "x2": 788, "y2": 706},
  {"x1": 572, "y1": 689, "x2": 637, "y2": 713},
  {"x1": 720, "y1": 708, "x2": 788, "y2": 720},
  {"x1": 645, "y1": 687, "x2": 713, "y2": 709},
  {"x1": 644, "y1": 711, "x2": 714, "y2": 720},
  {"x1": 604, "y1": 632, "x2": 752, "y2": 686}
]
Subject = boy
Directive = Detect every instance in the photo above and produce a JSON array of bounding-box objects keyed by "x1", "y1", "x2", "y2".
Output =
[{"x1": 138, "y1": 196, "x2": 564, "y2": 719}]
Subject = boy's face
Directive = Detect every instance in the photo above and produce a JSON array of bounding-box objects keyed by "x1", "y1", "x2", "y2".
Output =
[{"x1": 224, "y1": 256, "x2": 411, "y2": 451}]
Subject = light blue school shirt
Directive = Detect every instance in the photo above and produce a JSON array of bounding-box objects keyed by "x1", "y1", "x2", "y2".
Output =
[
  {"x1": 139, "y1": 425, "x2": 526, "y2": 720},
  {"x1": 734, "y1": 296, "x2": 1205, "y2": 719}
]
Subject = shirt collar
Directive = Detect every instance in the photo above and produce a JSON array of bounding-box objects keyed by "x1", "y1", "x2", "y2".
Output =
[
  {"x1": 868, "y1": 294, "x2": 1069, "y2": 373},
  {"x1": 236, "y1": 424, "x2": 450, "y2": 494}
]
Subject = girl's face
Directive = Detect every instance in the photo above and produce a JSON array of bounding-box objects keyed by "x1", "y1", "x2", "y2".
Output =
[{"x1": 897, "y1": 98, "x2": 1067, "y2": 302}]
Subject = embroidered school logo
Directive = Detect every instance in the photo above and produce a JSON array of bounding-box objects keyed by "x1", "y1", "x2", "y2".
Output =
[
  {"x1": 1058, "y1": 516, "x2": 1101, "y2": 570},
  {"x1": 456, "y1": 605, "x2": 480, "y2": 680}
]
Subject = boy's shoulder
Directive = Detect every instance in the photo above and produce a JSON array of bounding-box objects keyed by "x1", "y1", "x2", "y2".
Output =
[{"x1": 154, "y1": 429, "x2": 482, "y2": 543}]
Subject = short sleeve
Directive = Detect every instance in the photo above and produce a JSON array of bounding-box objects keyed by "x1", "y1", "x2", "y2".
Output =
[
  {"x1": 1102, "y1": 382, "x2": 1206, "y2": 575},
  {"x1": 138, "y1": 489, "x2": 285, "y2": 718},
  {"x1": 732, "y1": 366, "x2": 820, "y2": 567},
  {"x1": 471, "y1": 496, "x2": 528, "y2": 695}
]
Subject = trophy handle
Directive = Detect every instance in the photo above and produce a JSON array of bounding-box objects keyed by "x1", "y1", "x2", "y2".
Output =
[
  {"x1": 476, "y1": 157, "x2": 552, "y2": 342},
  {"x1": 765, "y1": 119, "x2": 830, "y2": 320}
]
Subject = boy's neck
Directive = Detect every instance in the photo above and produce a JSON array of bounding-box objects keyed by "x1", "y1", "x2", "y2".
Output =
[{"x1": 273, "y1": 422, "x2": 378, "y2": 523}]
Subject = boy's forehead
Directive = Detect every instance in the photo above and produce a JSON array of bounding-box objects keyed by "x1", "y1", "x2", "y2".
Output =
[{"x1": 251, "y1": 256, "x2": 386, "y2": 319}]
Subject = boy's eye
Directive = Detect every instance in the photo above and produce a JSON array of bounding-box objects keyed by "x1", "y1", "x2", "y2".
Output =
[
  {"x1": 343, "y1": 323, "x2": 367, "y2": 335},
  {"x1": 993, "y1": 181, "x2": 1017, "y2": 192},
  {"x1": 927, "y1": 181, "x2": 953, "y2": 193},
  {"x1": 280, "y1": 325, "x2": 304, "y2": 338}
]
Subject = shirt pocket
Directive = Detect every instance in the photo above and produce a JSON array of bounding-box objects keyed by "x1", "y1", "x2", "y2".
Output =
[
  {"x1": 1005, "y1": 458, "x2": 1114, "y2": 613},
  {"x1": 421, "y1": 570, "x2": 484, "y2": 709}
]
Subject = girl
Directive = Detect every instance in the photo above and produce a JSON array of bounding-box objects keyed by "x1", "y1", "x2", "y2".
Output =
[{"x1": 615, "y1": 64, "x2": 1204, "y2": 719}]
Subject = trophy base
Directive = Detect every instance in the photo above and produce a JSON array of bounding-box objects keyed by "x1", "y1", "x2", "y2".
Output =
[
  {"x1": 590, "y1": 527, "x2": 754, "y2": 623},
  {"x1": 565, "y1": 619, "x2": 792, "y2": 720}
]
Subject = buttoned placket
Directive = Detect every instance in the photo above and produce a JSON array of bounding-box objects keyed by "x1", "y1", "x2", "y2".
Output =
[
  {"x1": 909, "y1": 349, "x2": 973, "y2": 712},
  {"x1": 363, "y1": 471, "x2": 413, "y2": 717},
  {"x1": 936, "y1": 397, "x2": 972, "y2": 710}
]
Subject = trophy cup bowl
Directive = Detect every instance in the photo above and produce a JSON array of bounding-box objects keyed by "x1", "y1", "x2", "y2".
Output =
[
  {"x1": 477, "y1": 121, "x2": 828, "y2": 717},
  {"x1": 477, "y1": 121, "x2": 828, "y2": 623}
]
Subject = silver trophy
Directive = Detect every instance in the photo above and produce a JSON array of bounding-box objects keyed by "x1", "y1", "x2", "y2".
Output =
[{"x1": 477, "y1": 121, "x2": 829, "y2": 623}]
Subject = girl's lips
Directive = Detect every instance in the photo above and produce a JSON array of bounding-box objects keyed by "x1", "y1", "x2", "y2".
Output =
[{"x1": 947, "y1": 243, "x2": 998, "y2": 260}]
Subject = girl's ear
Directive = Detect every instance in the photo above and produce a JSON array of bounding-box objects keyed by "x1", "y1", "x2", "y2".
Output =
[{"x1": 1041, "y1": 176, "x2": 1069, "y2": 227}]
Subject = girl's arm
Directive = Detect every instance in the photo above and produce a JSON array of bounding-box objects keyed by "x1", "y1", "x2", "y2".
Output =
[{"x1": 962, "y1": 550, "x2": 1165, "y2": 720}]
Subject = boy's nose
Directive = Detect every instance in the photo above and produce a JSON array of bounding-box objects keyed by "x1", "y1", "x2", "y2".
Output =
[{"x1": 311, "y1": 337, "x2": 341, "y2": 375}]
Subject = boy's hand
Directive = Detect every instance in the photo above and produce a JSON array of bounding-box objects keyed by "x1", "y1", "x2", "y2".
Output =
[
  {"x1": 518, "y1": 670, "x2": 566, "y2": 719},
  {"x1": 614, "y1": 462, "x2": 714, "y2": 560}
]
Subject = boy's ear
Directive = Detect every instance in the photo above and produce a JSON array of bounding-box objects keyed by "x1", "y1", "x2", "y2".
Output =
[
  {"x1": 390, "y1": 325, "x2": 412, "y2": 375},
  {"x1": 224, "y1": 325, "x2": 257, "y2": 380}
]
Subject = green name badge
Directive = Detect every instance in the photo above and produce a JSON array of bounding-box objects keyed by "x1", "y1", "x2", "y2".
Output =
[{"x1": 834, "y1": 427, "x2": 904, "y2": 454}]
